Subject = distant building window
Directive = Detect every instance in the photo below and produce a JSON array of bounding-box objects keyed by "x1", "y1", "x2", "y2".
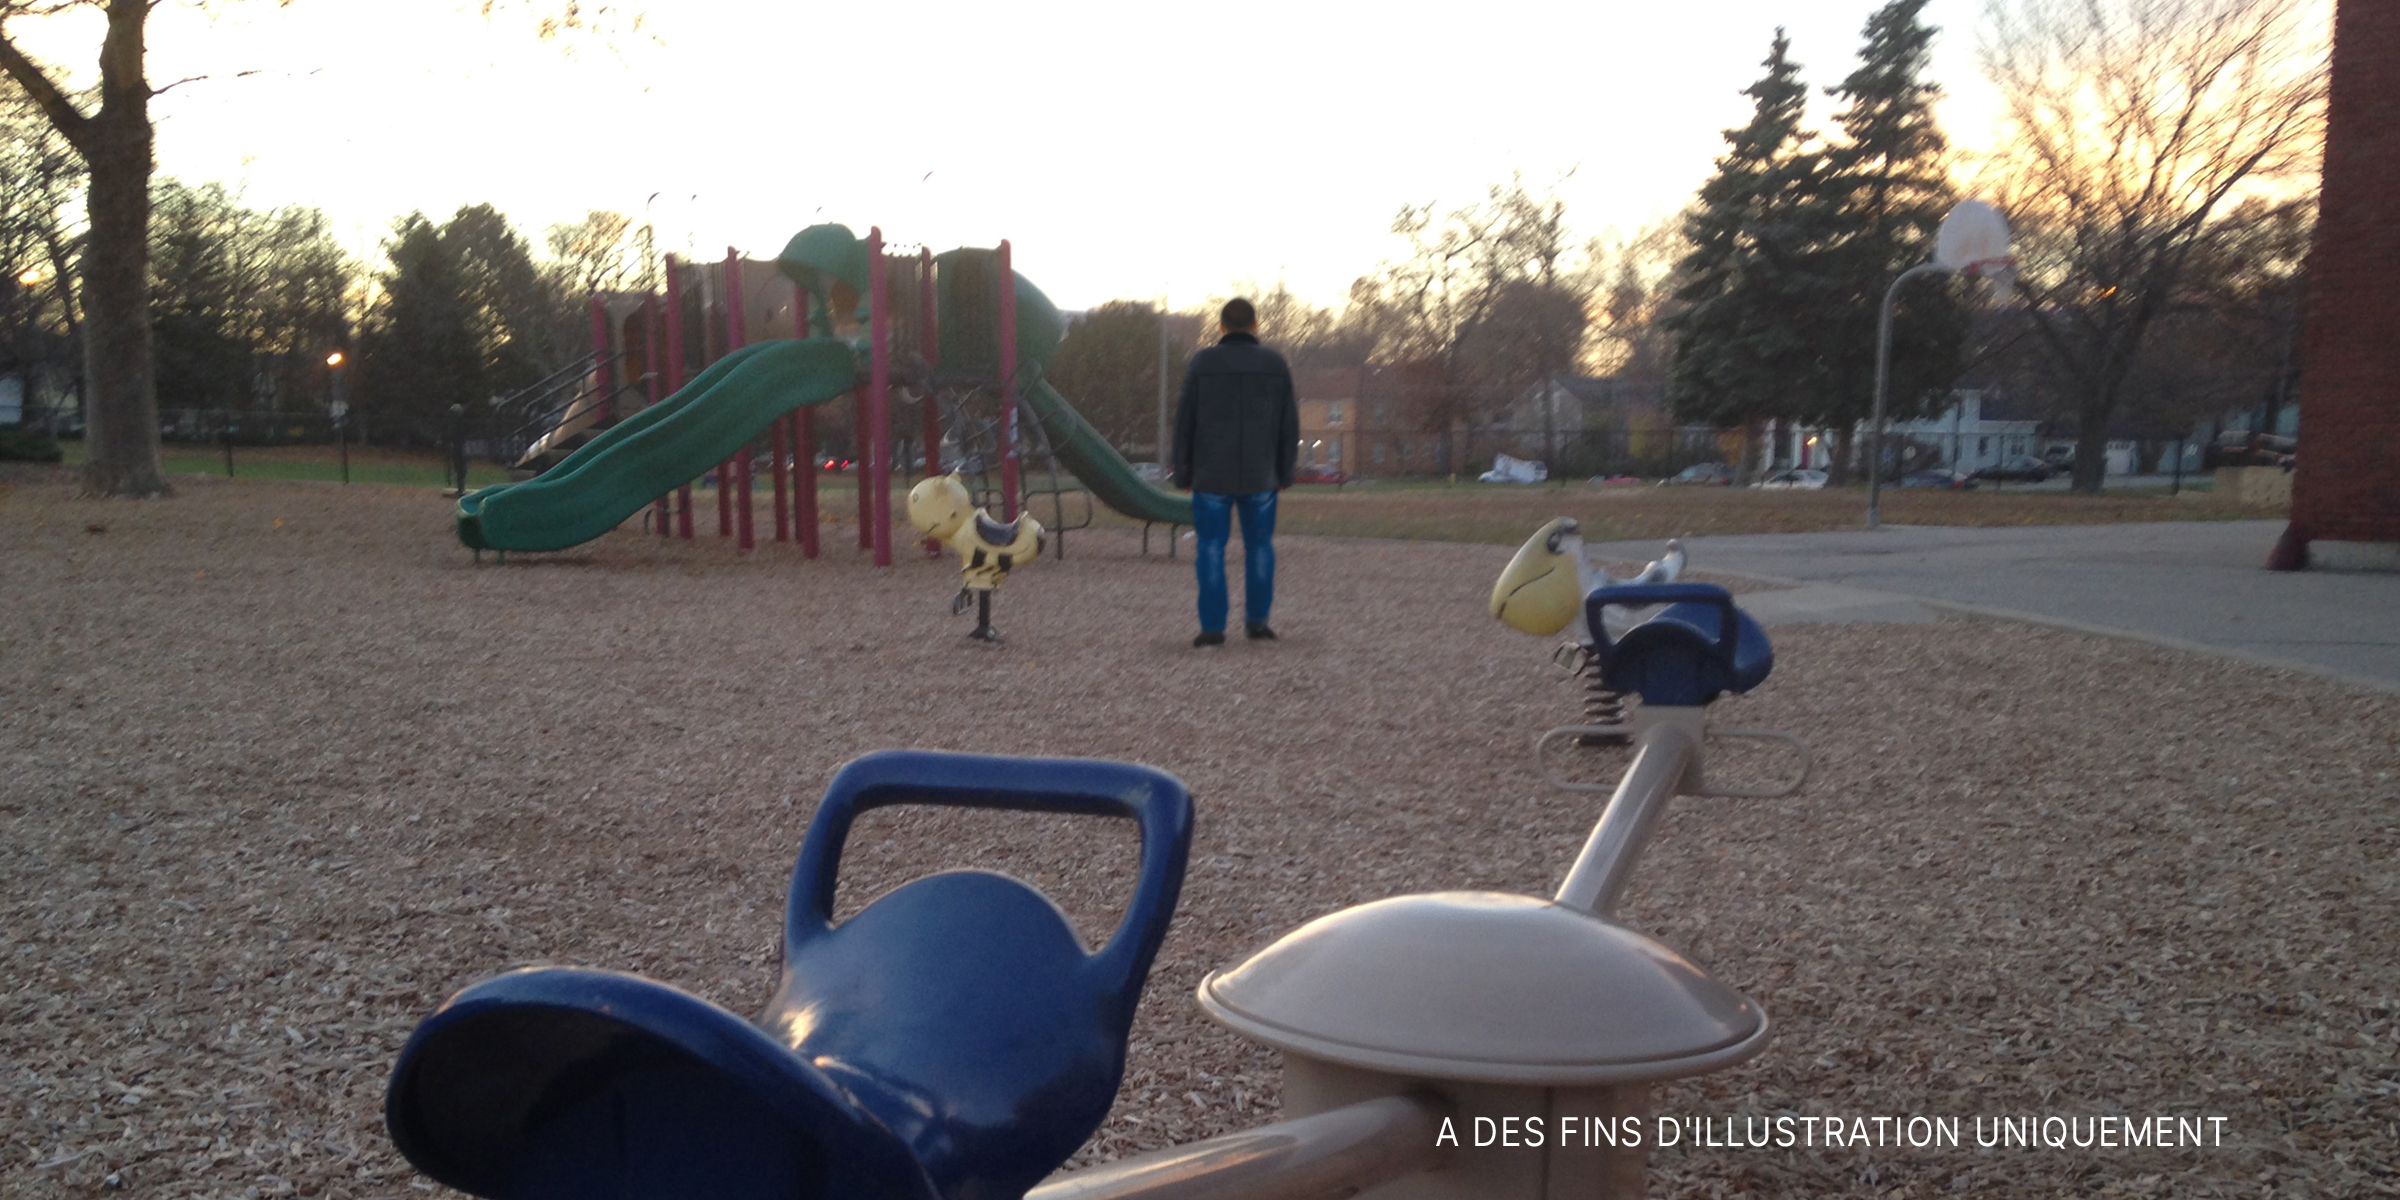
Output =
[
  {"x1": 1327, "y1": 402, "x2": 1344, "y2": 427},
  {"x1": 1978, "y1": 436, "x2": 1990, "y2": 457},
  {"x1": 1373, "y1": 403, "x2": 1388, "y2": 425},
  {"x1": 1399, "y1": 440, "x2": 1412, "y2": 458},
  {"x1": 1329, "y1": 440, "x2": 1343, "y2": 464},
  {"x1": 1373, "y1": 441, "x2": 1387, "y2": 464}
]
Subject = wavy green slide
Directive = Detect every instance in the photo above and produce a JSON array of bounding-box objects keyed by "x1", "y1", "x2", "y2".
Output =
[
  {"x1": 1021, "y1": 378, "x2": 1193, "y2": 527},
  {"x1": 455, "y1": 338, "x2": 859, "y2": 552}
]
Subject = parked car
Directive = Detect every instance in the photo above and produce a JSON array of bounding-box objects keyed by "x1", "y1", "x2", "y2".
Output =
[
  {"x1": 1896, "y1": 469, "x2": 1977, "y2": 490},
  {"x1": 1659, "y1": 462, "x2": 1735, "y2": 486},
  {"x1": 2202, "y1": 431, "x2": 2295, "y2": 470},
  {"x1": 1968, "y1": 455, "x2": 2055, "y2": 483},
  {"x1": 1754, "y1": 468, "x2": 1829, "y2": 490},
  {"x1": 1293, "y1": 463, "x2": 1346, "y2": 486},
  {"x1": 1477, "y1": 453, "x2": 1547, "y2": 484}
]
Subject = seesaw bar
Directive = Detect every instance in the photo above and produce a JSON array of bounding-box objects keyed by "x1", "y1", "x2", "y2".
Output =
[{"x1": 1026, "y1": 1094, "x2": 1451, "y2": 1200}]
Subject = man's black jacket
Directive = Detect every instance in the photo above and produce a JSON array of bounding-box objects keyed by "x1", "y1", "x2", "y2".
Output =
[{"x1": 1171, "y1": 332, "x2": 1299, "y2": 494}]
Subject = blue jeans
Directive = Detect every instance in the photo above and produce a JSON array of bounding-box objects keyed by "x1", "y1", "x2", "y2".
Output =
[{"x1": 1191, "y1": 490, "x2": 1276, "y2": 632}]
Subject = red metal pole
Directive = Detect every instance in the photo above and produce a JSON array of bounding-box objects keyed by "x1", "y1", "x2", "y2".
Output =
[
  {"x1": 727, "y1": 248, "x2": 754, "y2": 552},
  {"x1": 796, "y1": 409, "x2": 818, "y2": 557},
  {"x1": 854, "y1": 388, "x2": 872, "y2": 548},
  {"x1": 645, "y1": 289, "x2": 669, "y2": 535},
  {"x1": 997, "y1": 239, "x2": 1020, "y2": 521},
  {"x1": 770, "y1": 417, "x2": 790, "y2": 542},
  {"x1": 867, "y1": 227, "x2": 894, "y2": 567},
  {"x1": 918, "y1": 248, "x2": 943, "y2": 558},
  {"x1": 588, "y1": 294, "x2": 613, "y2": 422},
  {"x1": 709, "y1": 260, "x2": 732, "y2": 539},
  {"x1": 919, "y1": 248, "x2": 940, "y2": 477},
  {"x1": 665, "y1": 257, "x2": 694, "y2": 539}
]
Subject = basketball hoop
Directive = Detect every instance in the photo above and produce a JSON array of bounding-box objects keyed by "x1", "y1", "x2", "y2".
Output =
[
  {"x1": 1936, "y1": 200, "x2": 2010, "y2": 271},
  {"x1": 1869, "y1": 200, "x2": 2015, "y2": 529},
  {"x1": 1964, "y1": 255, "x2": 2018, "y2": 305}
]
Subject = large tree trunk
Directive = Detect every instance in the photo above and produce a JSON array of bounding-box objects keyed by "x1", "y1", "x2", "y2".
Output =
[
  {"x1": 1826, "y1": 424, "x2": 1857, "y2": 486},
  {"x1": 78, "y1": 1, "x2": 166, "y2": 498},
  {"x1": 2071, "y1": 396, "x2": 2111, "y2": 495}
]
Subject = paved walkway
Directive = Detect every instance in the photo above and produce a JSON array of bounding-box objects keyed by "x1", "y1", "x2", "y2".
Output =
[{"x1": 1587, "y1": 521, "x2": 2400, "y2": 692}]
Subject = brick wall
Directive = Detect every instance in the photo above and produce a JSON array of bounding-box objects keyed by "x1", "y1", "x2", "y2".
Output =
[{"x1": 2289, "y1": 0, "x2": 2400, "y2": 547}]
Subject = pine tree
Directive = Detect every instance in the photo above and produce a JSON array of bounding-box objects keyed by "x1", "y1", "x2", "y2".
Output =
[
  {"x1": 359, "y1": 214, "x2": 483, "y2": 435},
  {"x1": 1663, "y1": 30, "x2": 1835, "y2": 476},
  {"x1": 1809, "y1": 0, "x2": 1968, "y2": 479}
]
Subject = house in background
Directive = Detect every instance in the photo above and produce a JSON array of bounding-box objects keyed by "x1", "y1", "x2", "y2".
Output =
[
  {"x1": 1885, "y1": 389, "x2": 2044, "y2": 471},
  {"x1": 1295, "y1": 366, "x2": 1462, "y2": 476},
  {"x1": 1296, "y1": 367, "x2": 1359, "y2": 473}
]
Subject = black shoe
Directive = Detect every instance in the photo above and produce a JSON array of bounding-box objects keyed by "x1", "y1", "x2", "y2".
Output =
[
  {"x1": 1245, "y1": 622, "x2": 1278, "y2": 641},
  {"x1": 1193, "y1": 630, "x2": 1225, "y2": 647}
]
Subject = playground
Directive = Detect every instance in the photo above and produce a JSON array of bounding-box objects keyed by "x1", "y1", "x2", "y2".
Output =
[{"x1": 2, "y1": 472, "x2": 2393, "y2": 1198}]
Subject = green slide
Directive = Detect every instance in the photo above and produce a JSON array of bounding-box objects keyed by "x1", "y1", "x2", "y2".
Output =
[
  {"x1": 1020, "y1": 378, "x2": 1193, "y2": 526},
  {"x1": 779, "y1": 222, "x2": 1192, "y2": 529},
  {"x1": 456, "y1": 338, "x2": 859, "y2": 552}
]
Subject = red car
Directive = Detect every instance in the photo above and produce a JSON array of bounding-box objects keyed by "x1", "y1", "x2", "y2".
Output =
[{"x1": 1293, "y1": 464, "x2": 1346, "y2": 486}]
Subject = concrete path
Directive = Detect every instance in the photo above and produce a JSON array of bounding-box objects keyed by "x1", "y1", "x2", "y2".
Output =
[{"x1": 1587, "y1": 521, "x2": 2400, "y2": 692}]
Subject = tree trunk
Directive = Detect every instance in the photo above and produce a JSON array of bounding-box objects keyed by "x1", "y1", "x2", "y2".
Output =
[
  {"x1": 77, "y1": 2, "x2": 167, "y2": 498},
  {"x1": 2071, "y1": 398, "x2": 2111, "y2": 495},
  {"x1": 1826, "y1": 424, "x2": 1857, "y2": 486},
  {"x1": 1735, "y1": 421, "x2": 1762, "y2": 484}
]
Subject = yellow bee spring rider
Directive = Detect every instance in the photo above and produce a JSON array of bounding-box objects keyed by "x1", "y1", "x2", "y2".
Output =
[{"x1": 906, "y1": 472, "x2": 1045, "y2": 642}]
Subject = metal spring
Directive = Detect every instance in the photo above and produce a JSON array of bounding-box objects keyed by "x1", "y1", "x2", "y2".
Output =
[
  {"x1": 1580, "y1": 647, "x2": 1628, "y2": 728},
  {"x1": 1551, "y1": 642, "x2": 1630, "y2": 740}
]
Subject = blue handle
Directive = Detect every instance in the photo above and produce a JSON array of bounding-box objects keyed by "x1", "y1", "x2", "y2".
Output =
[
  {"x1": 786, "y1": 750, "x2": 1194, "y2": 1000},
  {"x1": 1586, "y1": 583, "x2": 1737, "y2": 656}
]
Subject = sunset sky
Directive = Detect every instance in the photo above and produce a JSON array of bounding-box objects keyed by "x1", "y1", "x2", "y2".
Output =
[{"x1": 15, "y1": 1, "x2": 2030, "y2": 309}]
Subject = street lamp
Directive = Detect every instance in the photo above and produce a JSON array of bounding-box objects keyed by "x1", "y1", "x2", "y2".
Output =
[
  {"x1": 328, "y1": 348, "x2": 350, "y2": 482},
  {"x1": 1867, "y1": 200, "x2": 2014, "y2": 528}
]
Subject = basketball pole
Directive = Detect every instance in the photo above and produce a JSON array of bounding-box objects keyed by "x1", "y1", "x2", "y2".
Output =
[{"x1": 1867, "y1": 261, "x2": 1950, "y2": 529}]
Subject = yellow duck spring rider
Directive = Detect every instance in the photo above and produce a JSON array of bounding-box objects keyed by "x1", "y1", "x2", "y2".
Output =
[{"x1": 906, "y1": 472, "x2": 1045, "y2": 642}]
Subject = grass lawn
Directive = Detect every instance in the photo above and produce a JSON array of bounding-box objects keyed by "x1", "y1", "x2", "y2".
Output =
[
  {"x1": 1059, "y1": 476, "x2": 2282, "y2": 545},
  {"x1": 41, "y1": 442, "x2": 2285, "y2": 543},
  {"x1": 58, "y1": 439, "x2": 519, "y2": 490}
]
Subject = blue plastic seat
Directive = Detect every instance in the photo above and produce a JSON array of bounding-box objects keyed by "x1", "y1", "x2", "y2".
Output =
[
  {"x1": 1584, "y1": 583, "x2": 1774, "y2": 706},
  {"x1": 385, "y1": 750, "x2": 1194, "y2": 1200}
]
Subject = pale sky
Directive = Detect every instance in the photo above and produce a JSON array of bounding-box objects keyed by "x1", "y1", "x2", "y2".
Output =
[{"x1": 14, "y1": 0, "x2": 2016, "y2": 310}]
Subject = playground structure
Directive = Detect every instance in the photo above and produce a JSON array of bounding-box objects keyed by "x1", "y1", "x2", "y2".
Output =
[
  {"x1": 385, "y1": 539, "x2": 1810, "y2": 1200},
  {"x1": 460, "y1": 225, "x2": 1193, "y2": 560}
]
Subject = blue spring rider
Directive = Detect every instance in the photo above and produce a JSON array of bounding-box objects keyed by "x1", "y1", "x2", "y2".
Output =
[{"x1": 384, "y1": 751, "x2": 1192, "y2": 1200}]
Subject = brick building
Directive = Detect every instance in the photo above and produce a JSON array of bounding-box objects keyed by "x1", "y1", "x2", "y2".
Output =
[{"x1": 2276, "y1": 0, "x2": 2400, "y2": 568}]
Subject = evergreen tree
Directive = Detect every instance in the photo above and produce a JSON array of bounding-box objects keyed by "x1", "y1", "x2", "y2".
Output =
[
  {"x1": 148, "y1": 182, "x2": 251, "y2": 413},
  {"x1": 1810, "y1": 0, "x2": 1968, "y2": 479},
  {"x1": 1663, "y1": 30, "x2": 1836, "y2": 476},
  {"x1": 359, "y1": 214, "x2": 482, "y2": 435}
]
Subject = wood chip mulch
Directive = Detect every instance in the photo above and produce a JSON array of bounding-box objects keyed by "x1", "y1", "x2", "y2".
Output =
[{"x1": 2, "y1": 476, "x2": 2392, "y2": 1198}]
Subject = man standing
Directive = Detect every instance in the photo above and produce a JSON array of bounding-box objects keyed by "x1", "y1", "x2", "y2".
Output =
[{"x1": 1172, "y1": 298, "x2": 1300, "y2": 647}]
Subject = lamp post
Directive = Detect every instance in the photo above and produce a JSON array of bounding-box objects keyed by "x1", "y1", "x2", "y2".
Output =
[
  {"x1": 1866, "y1": 200, "x2": 2013, "y2": 529},
  {"x1": 326, "y1": 350, "x2": 349, "y2": 484}
]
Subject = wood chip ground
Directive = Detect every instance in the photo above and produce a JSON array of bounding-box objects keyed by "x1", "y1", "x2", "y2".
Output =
[{"x1": 2, "y1": 475, "x2": 2392, "y2": 1198}]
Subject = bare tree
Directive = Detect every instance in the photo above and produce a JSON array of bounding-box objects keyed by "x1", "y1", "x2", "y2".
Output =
[
  {"x1": 1978, "y1": 0, "x2": 2327, "y2": 492},
  {"x1": 0, "y1": 0, "x2": 637, "y2": 496},
  {"x1": 1364, "y1": 176, "x2": 1586, "y2": 472},
  {"x1": 545, "y1": 209, "x2": 638, "y2": 297}
]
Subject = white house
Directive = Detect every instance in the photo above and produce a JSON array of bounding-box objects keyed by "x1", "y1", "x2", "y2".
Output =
[{"x1": 1886, "y1": 390, "x2": 2044, "y2": 471}]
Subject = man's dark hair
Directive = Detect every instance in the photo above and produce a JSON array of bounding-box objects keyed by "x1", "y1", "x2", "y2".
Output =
[{"x1": 1220, "y1": 298, "x2": 1257, "y2": 331}]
